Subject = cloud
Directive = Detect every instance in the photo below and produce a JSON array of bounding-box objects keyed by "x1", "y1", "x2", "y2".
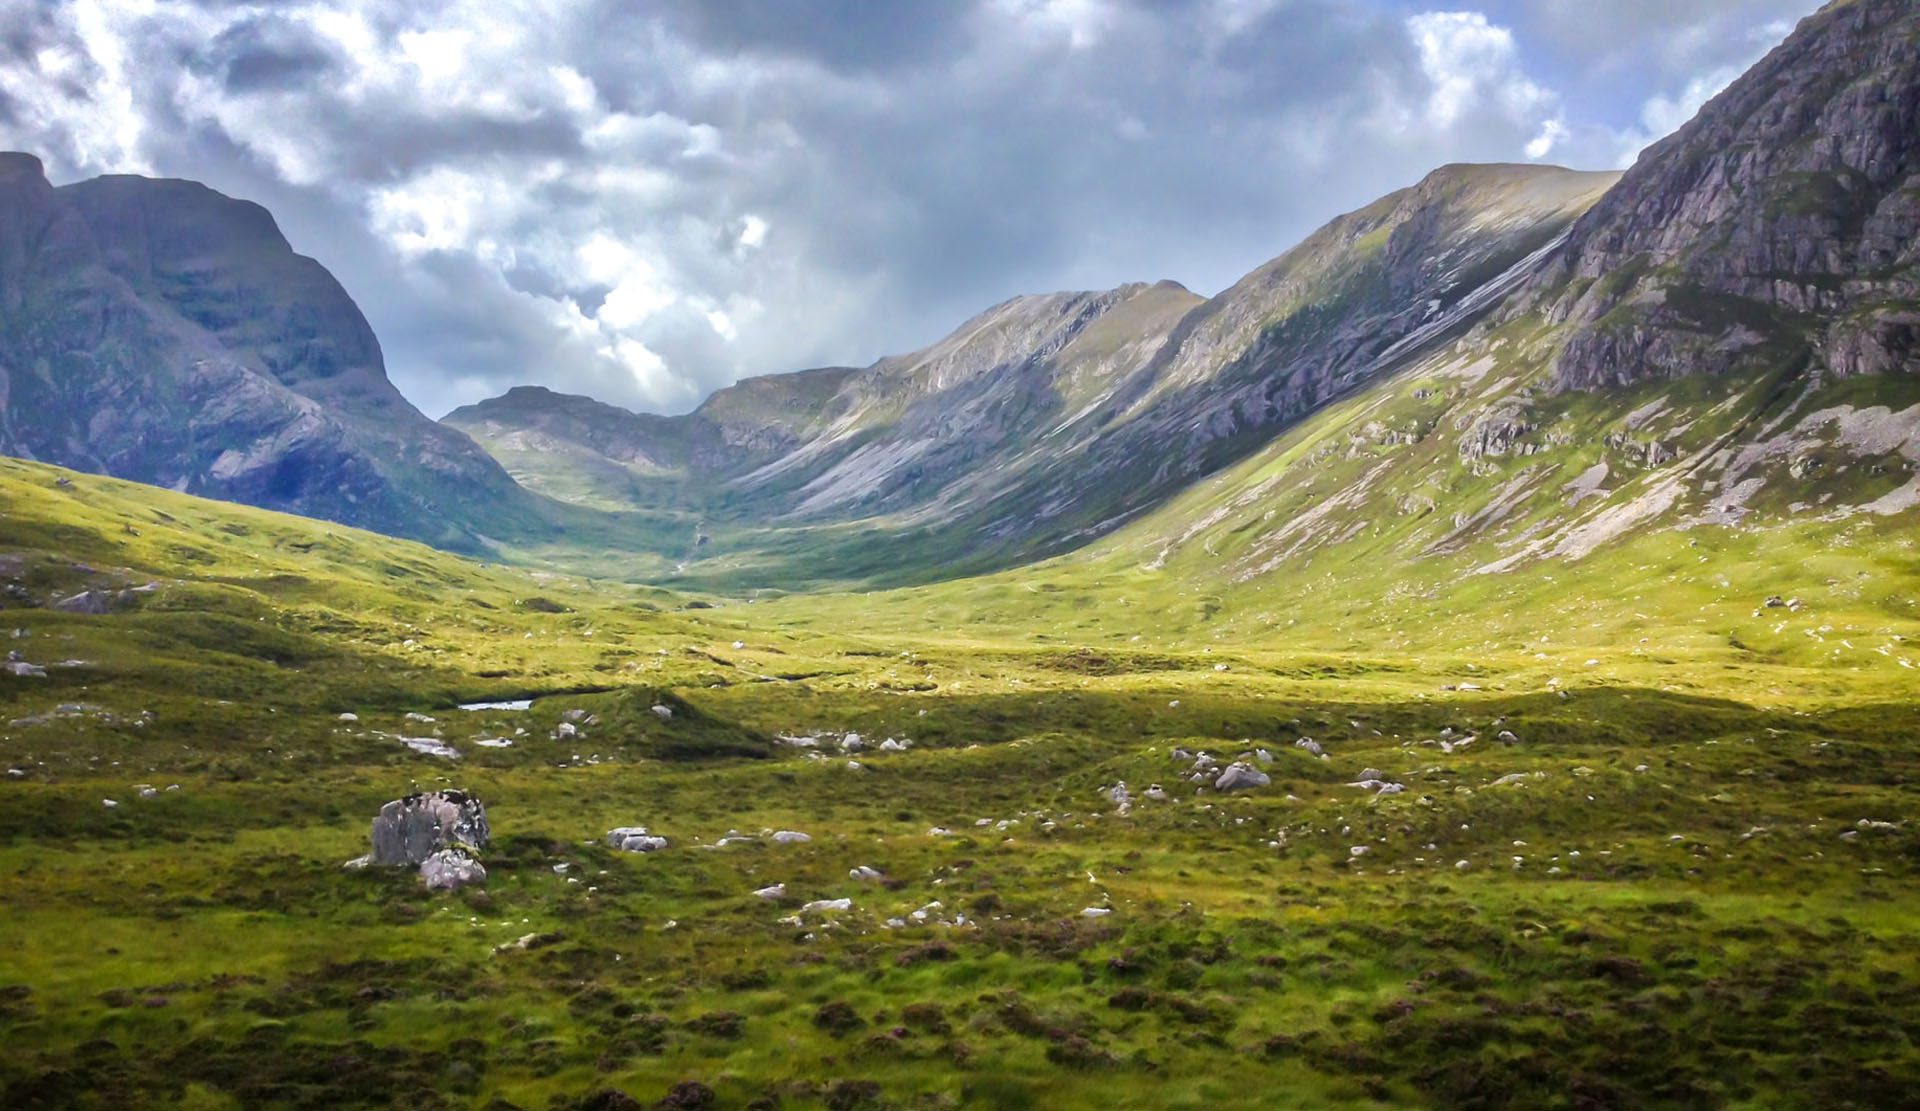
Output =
[{"x1": 0, "y1": 0, "x2": 1821, "y2": 419}]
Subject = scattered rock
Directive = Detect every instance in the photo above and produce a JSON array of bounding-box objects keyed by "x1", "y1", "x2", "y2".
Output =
[
  {"x1": 798, "y1": 898, "x2": 851, "y2": 915},
  {"x1": 419, "y1": 848, "x2": 486, "y2": 891},
  {"x1": 752, "y1": 884, "x2": 787, "y2": 900},
  {"x1": 849, "y1": 866, "x2": 884, "y2": 882},
  {"x1": 649, "y1": 704, "x2": 674, "y2": 721},
  {"x1": 1294, "y1": 738, "x2": 1324, "y2": 757},
  {"x1": 400, "y1": 736, "x2": 459, "y2": 759},
  {"x1": 1080, "y1": 907, "x2": 1112, "y2": 917},
  {"x1": 1214, "y1": 762, "x2": 1271, "y2": 792},
  {"x1": 771, "y1": 830, "x2": 812, "y2": 844},
  {"x1": 607, "y1": 827, "x2": 669, "y2": 853},
  {"x1": 51, "y1": 590, "x2": 113, "y2": 615},
  {"x1": 337, "y1": 712, "x2": 359, "y2": 722}
]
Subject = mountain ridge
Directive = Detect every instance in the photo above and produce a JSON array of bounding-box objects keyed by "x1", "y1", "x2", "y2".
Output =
[{"x1": 0, "y1": 153, "x2": 542, "y2": 552}]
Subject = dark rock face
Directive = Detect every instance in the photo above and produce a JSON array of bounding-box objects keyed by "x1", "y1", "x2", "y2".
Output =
[
  {"x1": 0, "y1": 154, "x2": 538, "y2": 550},
  {"x1": 369, "y1": 790, "x2": 490, "y2": 866},
  {"x1": 1536, "y1": 0, "x2": 1920, "y2": 389}
]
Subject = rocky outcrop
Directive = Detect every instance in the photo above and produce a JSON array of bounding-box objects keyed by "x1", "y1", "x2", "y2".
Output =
[
  {"x1": 0, "y1": 153, "x2": 541, "y2": 550},
  {"x1": 1534, "y1": 0, "x2": 1920, "y2": 390},
  {"x1": 419, "y1": 848, "x2": 486, "y2": 891},
  {"x1": 369, "y1": 790, "x2": 489, "y2": 866}
]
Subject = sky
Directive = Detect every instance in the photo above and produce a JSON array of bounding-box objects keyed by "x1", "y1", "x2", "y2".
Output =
[{"x1": 0, "y1": 0, "x2": 1823, "y2": 418}]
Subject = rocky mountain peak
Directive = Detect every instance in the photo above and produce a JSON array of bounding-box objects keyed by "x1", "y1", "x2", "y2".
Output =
[
  {"x1": 1537, "y1": 0, "x2": 1920, "y2": 388},
  {"x1": 0, "y1": 151, "x2": 47, "y2": 184},
  {"x1": 0, "y1": 155, "x2": 539, "y2": 549}
]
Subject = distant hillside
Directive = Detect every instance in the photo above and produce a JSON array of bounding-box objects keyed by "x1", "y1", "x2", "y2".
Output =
[{"x1": 454, "y1": 166, "x2": 1614, "y2": 583}]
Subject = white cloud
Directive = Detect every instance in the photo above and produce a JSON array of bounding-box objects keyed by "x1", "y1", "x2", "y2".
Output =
[
  {"x1": 1524, "y1": 118, "x2": 1568, "y2": 160},
  {"x1": 1624, "y1": 64, "x2": 1744, "y2": 157},
  {"x1": 1406, "y1": 11, "x2": 1555, "y2": 129}
]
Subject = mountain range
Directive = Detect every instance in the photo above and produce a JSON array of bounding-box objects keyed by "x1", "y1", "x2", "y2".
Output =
[{"x1": 2, "y1": 0, "x2": 1915, "y2": 587}]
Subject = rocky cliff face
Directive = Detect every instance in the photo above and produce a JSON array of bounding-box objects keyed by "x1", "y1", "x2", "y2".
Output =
[
  {"x1": 0, "y1": 154, "x2": 537, "y2": 549},
  {"x1": 1536, "y1": 0, "x2": 1920, "y2": 390}
]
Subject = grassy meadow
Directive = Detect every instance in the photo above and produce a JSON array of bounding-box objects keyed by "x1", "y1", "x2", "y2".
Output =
[{"x1": 1, "y1": 456, "x2": 1917, "y2": 1109}]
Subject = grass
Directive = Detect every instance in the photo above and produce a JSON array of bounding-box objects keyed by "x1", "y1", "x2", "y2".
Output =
[{"x1": 1, "y1": 451, "x2": 1917, "y2": 1108}]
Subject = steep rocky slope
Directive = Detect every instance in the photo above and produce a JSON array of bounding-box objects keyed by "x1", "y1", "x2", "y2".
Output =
[
  {"x1": 1532, "y1": 0, "x2": 1920, "y2": 389},
  {"x1": 455, "y1": 165, "x2": 1613, "y2": 580},
  {"x1": 0, "y1": 154, "x2": 540, "y2": 550},
  {"x1": 1075, "y1": 0, "x2": 1919, "y2": 607}
]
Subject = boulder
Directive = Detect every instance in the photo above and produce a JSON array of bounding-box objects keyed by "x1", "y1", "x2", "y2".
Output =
[
  {"x1": 51, "y1": 590, "x2": 113, "y2": 615},
  {"x1": 419, "y1": 848, "x2": 487, "y2": 891},
  {"x1": 370, "y1": 789, "x2": 490, "y2": 866},
  {"x1": 1214, "y1": 763, "x2": 1271, "y2": 792},
  {"x1": 1295, "y1": 738, "x2": 1324, "y2": 756},
  {"x1": 607, "y1": 827, "x2": 668, "y2": 852},
  {"x1": 649, "y1": 704, "x2": 674, "y2": 721}
]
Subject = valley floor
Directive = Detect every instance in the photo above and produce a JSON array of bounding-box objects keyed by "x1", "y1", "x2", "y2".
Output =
[{"x1": 1, "y1": 459, "x2": 1916, "y2": 1109}]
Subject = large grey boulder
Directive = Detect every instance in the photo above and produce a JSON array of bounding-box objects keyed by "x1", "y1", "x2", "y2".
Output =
[
  {"x1": 1214, "y1": 762, "x2": 1272, "y2": 792},
  {"x1": 51, "y1": 590, "x2": 114, "y2": 615},
  {"x1": 420, "y1": 848, "x2": 486, "y2": 891},
  {"x1": 607, "y1": 827, "x2": 668, "y2": 852},
  {"x1": 370, "y1": 789, "x2": 489, "y2": 866}
]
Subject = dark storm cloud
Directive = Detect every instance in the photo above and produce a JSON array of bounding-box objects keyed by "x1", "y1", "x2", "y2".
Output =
[{"x1": 0, "y1": 0, "x2": 1823, "y2": 419}]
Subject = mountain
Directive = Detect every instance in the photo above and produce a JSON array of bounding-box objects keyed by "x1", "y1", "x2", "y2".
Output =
[
  {"x1": 451, "y1": 165, "x2": 1615, "y2": 581},
  {"x1": 1061, "y1": 0, "x2": 1919, "y2": 608},
  {"x1": 447, "y1": 281, "x2": 1207, "y2": 520},
  {"x1": 0, "y1": 153, "x2": 541, "y2": 551},
  {"x1": 1532, "y1": 0, "x2": 1920, "y2": 390}
]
